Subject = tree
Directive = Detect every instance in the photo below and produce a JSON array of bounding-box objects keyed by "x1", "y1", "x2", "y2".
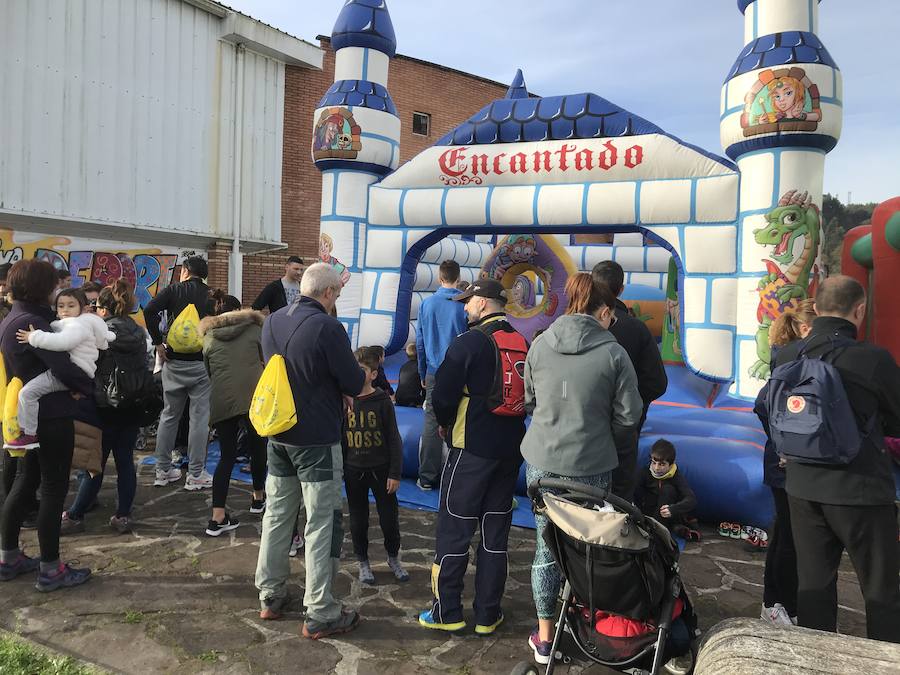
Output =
[{"x1": 819, "y1": 193, "x2": 876, "y2": 275}]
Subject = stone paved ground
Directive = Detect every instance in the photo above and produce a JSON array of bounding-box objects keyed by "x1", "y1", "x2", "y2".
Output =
[{"x1": 0, "y1": 458, "x2": 867, "y2": 674}]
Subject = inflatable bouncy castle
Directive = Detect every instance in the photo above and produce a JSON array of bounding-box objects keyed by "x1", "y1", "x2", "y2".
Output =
[{"x1": 311, "y1": 0, "x2": 844, "y2": 527}]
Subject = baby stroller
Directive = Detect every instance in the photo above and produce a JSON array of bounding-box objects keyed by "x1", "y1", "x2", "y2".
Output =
[{"x1": 513, "y1": 479, "x2": 698, "y2": 675}]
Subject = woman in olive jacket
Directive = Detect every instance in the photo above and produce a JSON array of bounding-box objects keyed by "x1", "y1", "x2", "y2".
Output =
[{"x1": 199, "y1": 294, "x2": 266, "y2": 536}]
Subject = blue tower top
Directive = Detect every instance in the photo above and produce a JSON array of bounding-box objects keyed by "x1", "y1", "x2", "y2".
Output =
[
  {"x1": 505, "y1": 69, "x2": 529, "y2": 100},
  {"x1": 738, "y1": 0, "x2": 821, "y2": 13},
  {"x1": 332, "y1": 0, "x2": 397, "y2": 58}
]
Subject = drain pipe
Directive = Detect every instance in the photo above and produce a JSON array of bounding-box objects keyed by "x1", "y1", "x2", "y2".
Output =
[{"x1": 229, "y1": 44, "x2": 245, "y2": 299}]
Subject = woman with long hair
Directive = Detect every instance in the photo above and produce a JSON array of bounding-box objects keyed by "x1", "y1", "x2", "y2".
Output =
[
  {"x1": 199, "y1": 292, "x2": 267, "y2": 536},
  {"x1": 0, "y1": 259, "x2": 93, "y2": 590},
  {"x1": 756, "y1": 298, "x2": 816, "y2": 626},
  {"x1": 520, "y1": 272, "x2": 643, "y2": 663},
  {"x1": 63, "y1": 280, "x2": 152, "y2": 534}
]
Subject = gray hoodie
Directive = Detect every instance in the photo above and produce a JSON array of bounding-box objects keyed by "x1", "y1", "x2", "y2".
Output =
[{"x1": 521, "y1": 313, "x2": 642, "y2": 476}]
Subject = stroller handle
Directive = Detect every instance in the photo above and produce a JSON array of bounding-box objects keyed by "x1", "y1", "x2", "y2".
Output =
[{"x1": 527, "y1": 478, "x2": 648, "y2": 526}]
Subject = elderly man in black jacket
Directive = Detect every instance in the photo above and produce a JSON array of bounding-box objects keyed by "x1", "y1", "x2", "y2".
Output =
[
  {"x1": 255, "y1": 262, "x2": 365, "y2": 640},
  {"x1": 592, "y1": 261, "x2": 667, "y2": 500},
  {"x1": 759, "y1": 275, "x2": 900, "y2": 643}
]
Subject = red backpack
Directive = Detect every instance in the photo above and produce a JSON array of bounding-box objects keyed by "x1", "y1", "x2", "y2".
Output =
[{"x1": 474, "y1": 324, "x2": 528, "y2": 417}]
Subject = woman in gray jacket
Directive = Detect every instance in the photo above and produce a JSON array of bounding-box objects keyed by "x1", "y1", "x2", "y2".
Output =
[
  {"x1": 521, "y1": 273, "x2": 642, "y2": 664},
  {"x1": 199, "y1": 294, "x2": 267, "y2": 536}
]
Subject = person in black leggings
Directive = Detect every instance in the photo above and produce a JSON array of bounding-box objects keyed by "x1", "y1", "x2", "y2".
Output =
[
  {"x1": 199, "y1": 293, "x2": 267, "y2": 536},
  {"x1": 0, "y1": 259, "x2": 93, "y2": 591}
]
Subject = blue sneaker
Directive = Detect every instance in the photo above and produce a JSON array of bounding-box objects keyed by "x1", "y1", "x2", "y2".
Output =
[
  {"x1": 35, "y1": 563, "x2": 92, "y2": 593},
  {"x1": 529, "y1": 628, "x2": 553, "y2": 665},
  {"x1": 418, "y1": 609, "x2": 465, "y2": 633},
  {"x1": 0, "y1": 553, "x2": 39, "y2": 581}
]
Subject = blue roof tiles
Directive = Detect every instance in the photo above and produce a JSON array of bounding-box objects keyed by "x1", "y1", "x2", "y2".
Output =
[
  {"x1": 318, "y1": 80, "x2": 397, "y2": 116},
  {"x1": 332, "y1": 0, "x2": 397, "y2": 57},
  {"x1": 726, "y1": 31, "x2": 838, "y2": 80}
]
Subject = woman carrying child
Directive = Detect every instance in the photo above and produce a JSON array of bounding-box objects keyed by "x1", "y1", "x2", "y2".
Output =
[
  {"x1": 63, "y1": 280, "x2": 153, "y2": 534},
  {"x1": 199, "y1": 292, "x2": 267, "y2": 536},
  {"x1": 0, "y1": 260, "x2": 93, "y2": 591},
  {"x1": 754, "y1": 299, "x2": 816, "y2": 627},
  {"x1": 343, "y1": 347, "x2": 408, "y2": 584},
  {"x1": 520, "y1": 273, "x2": 642, "y2": 663}
]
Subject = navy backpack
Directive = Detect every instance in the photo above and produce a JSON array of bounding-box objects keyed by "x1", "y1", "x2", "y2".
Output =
[{"x1": 765, "y1": 337, "x2": 872, "y2": 465}]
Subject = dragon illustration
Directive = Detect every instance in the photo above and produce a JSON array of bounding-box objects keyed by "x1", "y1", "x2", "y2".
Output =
[{"x1": 749, "y1": 189, "x2": 821, "y2": 380}]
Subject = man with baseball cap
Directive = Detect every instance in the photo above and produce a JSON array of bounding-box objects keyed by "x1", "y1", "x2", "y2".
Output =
[{"x1": 418, "y1": 278, "x2": 527, "y2": 636}]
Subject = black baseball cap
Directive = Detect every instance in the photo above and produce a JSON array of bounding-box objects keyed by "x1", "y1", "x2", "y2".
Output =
[{"x1": 454, "y1": 278, "x2": 508, "y2": 305}]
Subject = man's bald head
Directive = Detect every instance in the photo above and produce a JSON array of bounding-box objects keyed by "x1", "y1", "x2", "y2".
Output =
[{"x1": 814, "y1": 275, "x2": 867, "y2": 328}]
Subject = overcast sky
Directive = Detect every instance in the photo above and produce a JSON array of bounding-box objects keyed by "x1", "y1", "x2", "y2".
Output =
[{"x1": 227, "y1": 0, "x2": 899, "y2": 205}]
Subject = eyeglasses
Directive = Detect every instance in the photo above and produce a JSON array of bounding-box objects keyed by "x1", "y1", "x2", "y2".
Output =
[{"x1": 649, "y1": 457, "x2": 670, "y2": 465}]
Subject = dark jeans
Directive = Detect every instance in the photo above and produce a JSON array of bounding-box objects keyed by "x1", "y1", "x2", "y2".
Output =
[
  {"x1": 790, "y1": 495, "x2": 900, "y2": 643},
  {"x1": 212, "y1": 415, "x2": 266, "y2": 509},
  {"x1": 0, "y1": 418, "x2": 74, "y2": 562},
  {"x1": 763, "y1": 487, "x2": 797, "y2": 615},
  {"x1": 68, "y1": 425, "x2": 139, "y2": 520},
  {"x1": 430, "y1": 448, "x2": 521, "y2": 626},
  {"x1": 344, "y1": 463, "x2": 401, "y2": 561}
]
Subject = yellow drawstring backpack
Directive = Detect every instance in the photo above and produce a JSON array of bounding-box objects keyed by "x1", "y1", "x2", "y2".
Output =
[
  {"x1": 0, "y1": 353, "x2": 25, "y2": 456},
  {"x1": 166, "y1": 304, "x2": 202, "y2": 353},
  {"x1": 249, "y1": 308, "x2": 312, "y2": 436}
]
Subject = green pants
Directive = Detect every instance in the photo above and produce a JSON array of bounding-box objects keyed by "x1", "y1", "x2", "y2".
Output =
[{"x1": 254, "y1": 442, "x2": 344, "y2": 623}]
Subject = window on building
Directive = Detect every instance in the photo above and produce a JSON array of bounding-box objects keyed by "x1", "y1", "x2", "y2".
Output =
[{"x1": 412, "y1": 112, "x2": 431, "y2": 136}]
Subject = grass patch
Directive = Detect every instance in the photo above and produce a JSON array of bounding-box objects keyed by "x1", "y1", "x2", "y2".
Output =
[
  {"x1": 123, "y1": 611, "x2": 144, "y2": 625},
  {"x1": 197, "y1": 650, "x2": 220, "y2": 662},
  {"x1": 0, "y1": 634, "x2": 94, "y2": 675}
]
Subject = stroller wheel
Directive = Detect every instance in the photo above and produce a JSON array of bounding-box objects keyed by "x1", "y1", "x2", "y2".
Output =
[{"x1": 509, "y1": 663, "x2": 539, "y2": 675}]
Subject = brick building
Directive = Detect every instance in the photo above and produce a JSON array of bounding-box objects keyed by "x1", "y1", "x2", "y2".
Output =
[{"x1": 233, "y1": 36, "x2": 508, "y2": 303}]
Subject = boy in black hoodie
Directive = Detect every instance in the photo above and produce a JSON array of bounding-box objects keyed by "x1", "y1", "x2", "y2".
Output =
[
  {"x1": 635, "y1": 439, "x2": 700, "y2": 540},
  {"x1": 343, "y1": 347, "x2": 409, "y2": 585},
  {"x1": 395, "y1": 343, "x2": 425, "y2": 407}
]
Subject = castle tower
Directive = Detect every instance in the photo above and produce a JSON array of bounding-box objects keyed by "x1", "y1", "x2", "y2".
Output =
[
  {"x1": 313, "y1": 0, "x2": 400, "y2": 345},
  {"x1": 721, "y1": 0, "x2": 841, "y2": 398}
]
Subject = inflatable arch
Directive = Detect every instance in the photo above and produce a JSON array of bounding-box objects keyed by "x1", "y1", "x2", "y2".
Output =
[{"x1": 313, "y1": 0, "x2": 841, "y2": 402}]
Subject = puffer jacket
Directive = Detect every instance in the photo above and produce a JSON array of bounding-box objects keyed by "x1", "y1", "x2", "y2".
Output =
[
  {"x1": 95, "y1": 315, "x2": 152, "y2": 427},
  {"x1": 521, "y1": 313, "x2": 642, "y2": 476},
  {"x1": 200, "y1": 309, "x2": 264, "y2": 426}
]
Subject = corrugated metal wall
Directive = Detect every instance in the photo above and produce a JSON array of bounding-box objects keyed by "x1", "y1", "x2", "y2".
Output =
[{"x1": 0, "y1": 0, "x2": 284, "y2": 246}]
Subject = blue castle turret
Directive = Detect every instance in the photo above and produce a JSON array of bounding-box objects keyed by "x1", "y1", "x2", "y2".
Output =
[{"x1": 312, "y1": 0, "x2": 401, "y2": 345}]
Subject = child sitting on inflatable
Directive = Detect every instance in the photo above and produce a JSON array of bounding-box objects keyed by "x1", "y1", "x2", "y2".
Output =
[
  {"x1": 395, "y1": 343, "x2": 425, "y2": 407},
  {"x1": 635, "y1": 439, "x2": 701, "y2": 541}
]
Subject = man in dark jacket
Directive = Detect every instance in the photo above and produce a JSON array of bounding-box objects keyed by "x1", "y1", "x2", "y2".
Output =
[
  {"x1": 254, "y1": 262, "x2": 365, "y2": 639},
  {"x1": 418, "y1": 279, "x2": 526, "y2": 636},
  {"x1": 592, "y1": 261, "x2": 668, "y2": 501},
  {"x1": 759, "y1": 275, "x2": 900, "y2": 642},
  {"x1": 251, "y1": 256, "x2": 303, "y2": 314},
  {"x1": 144, "y1": 256, "x2": 215, "y2": 490}
]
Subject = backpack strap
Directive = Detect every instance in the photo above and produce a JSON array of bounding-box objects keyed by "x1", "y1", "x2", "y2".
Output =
[{"x1": 276, "y1": 306, "x2": 317, "y2": 356}]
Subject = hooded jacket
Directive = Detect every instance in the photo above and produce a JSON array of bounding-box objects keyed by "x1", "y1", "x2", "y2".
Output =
[
  {"x1": 26, "y1": 313, "x2": 114, "y2": 377},
  {"x1": 521, "y1": 313, "x2": 642, "y2": 476},
  {"x1": 261, "y1": 297, "x2": 364, "y2": 447},
  {"x1": 199, "y1": 310, "x2": 265, "y2": 427},
  {"x1": 94, "y1": 314, "x2": 151, "y2": 425},
  {"x1": 609, "y1": 299, "x2": 667, "y2": 416}
]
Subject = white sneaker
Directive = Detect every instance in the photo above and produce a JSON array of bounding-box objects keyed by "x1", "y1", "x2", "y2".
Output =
[
  {"x1": 154, "y1": 467, "x2": 182, "y2": 487},
  {"x1": 184, "y1": 470, "x2": 214, "y2": 491},
  {"x1": 289, "y1": 534, "x2": 304, "y2": 558},
  {"x1": 761, "y1": 603, "x2": 793, "y2": 627}
]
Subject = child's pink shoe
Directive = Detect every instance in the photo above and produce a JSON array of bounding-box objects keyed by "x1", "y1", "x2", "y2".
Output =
[
  {"x1": 885, "y1": 437, "x2": 900, "y2": 462},
  {"x1": 3, "y1": 434, "x2": 40, "y2": 450}
]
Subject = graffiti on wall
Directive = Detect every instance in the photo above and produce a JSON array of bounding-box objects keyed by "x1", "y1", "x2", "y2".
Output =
[{"x1": 1, "y1": 229, "x2": 188, "y2": 319}]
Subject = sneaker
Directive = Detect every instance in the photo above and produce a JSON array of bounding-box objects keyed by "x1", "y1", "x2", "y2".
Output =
[
  {"x1": 417, "y1": 609, "x2": 465, "y2": 633},
  {"x1": 358, "y1": 560, "x2": 375, "y2": 585},
  {"x1": 302, "y1": 608, "x2": 360, "y2": 640},
  {"x1": 109, "y1": 515, "x2": 132, "y2": 534},
  {"x1": 249, "y1": 499, "x2": 266, "y2": 515},
  {"x1": 3, "y1": 434, "x2": 40, "y2": 450},
  {"x1": 387, "y1": 555, "x2": 410, "y2": 583},
  {"x1": 761, "y1": 603, "x2": 794, "y2": 627},
  {"x1": 260, "y1": 595, "x2": 289, "y2": 621},
  {"x1": 60, "y1": 512, "x2": 85, "y2": 536},
  {"x1": 184, "y1": 470, "x2": 214, "y2": 491},
  {"x1": 35, "y1": 563, "x2": 92, "y2": 593},
  {"x1": 205, "y1": 515, "x2": 239, "y2": 537},
  {"x1": 475, "y1": 611, "x2": 504, "y2": 636},
  {"x1": 416, "y1": 478, "x2": 434, "y2": 491},
  {"x1": 289, "y1": 534, "x2": 304, "y2": 558},
  {"x1": 529, "y1": 628, "x2": 554, "y2": 665},
  {"x1": 154, "y1": 467, "x2": 182, "y2": 487},
  {"x1": 0, "y1": 552, "x2": 39, "y2": 581}
]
